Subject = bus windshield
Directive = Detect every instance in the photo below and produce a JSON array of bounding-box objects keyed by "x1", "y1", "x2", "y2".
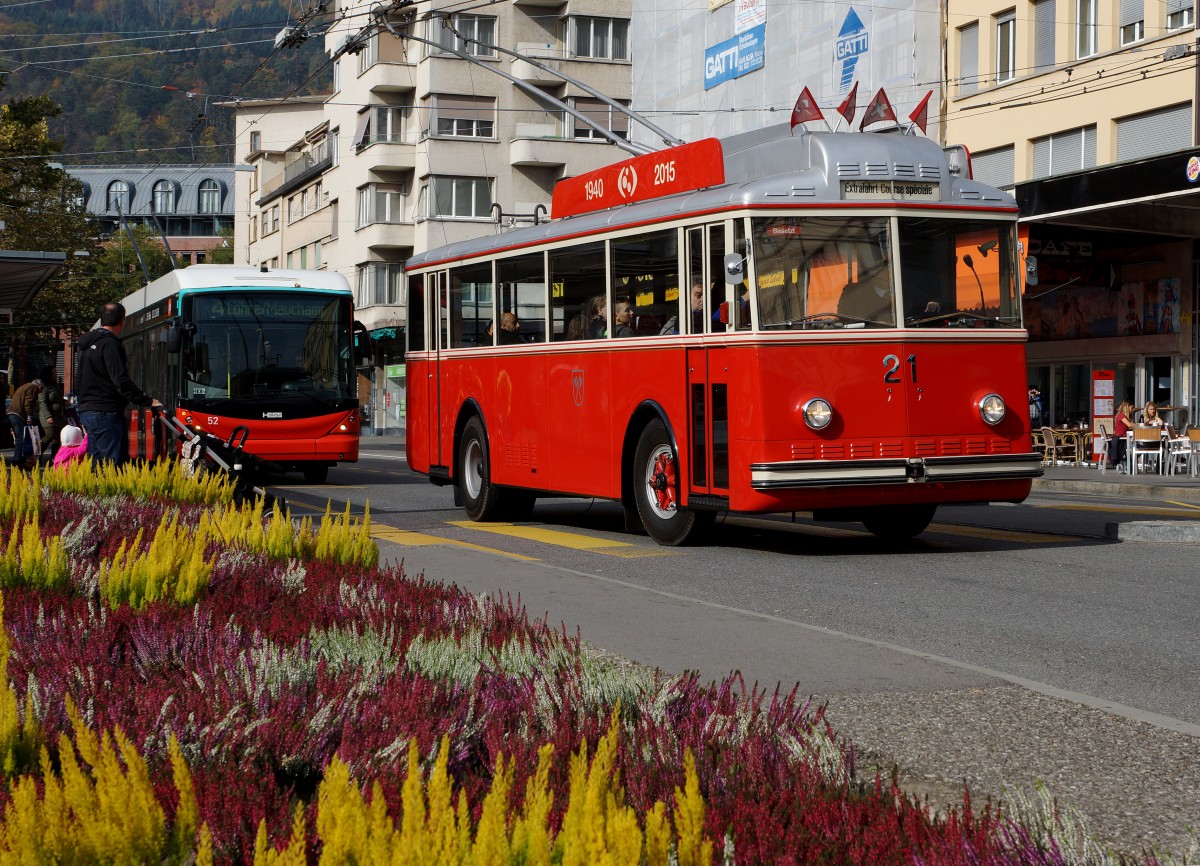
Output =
[
  {"x1": 751, "y1": 216, "x2": 1021, "y2": 330},
  {"x1": 184, "y1": 292, "x2": 355, "y2": 402}
]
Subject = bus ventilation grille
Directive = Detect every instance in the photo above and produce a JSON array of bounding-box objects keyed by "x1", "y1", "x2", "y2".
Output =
[{"x1": 505, "y1": 443, "x2": 538, "y2": 469}]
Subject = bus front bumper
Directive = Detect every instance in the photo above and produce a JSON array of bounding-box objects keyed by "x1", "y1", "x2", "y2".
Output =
[{"x1": 749, "y1": 453, "x2": 1044, "y2": 490}]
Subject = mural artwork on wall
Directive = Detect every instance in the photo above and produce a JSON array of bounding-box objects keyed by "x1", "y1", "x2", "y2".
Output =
[{"x1": 1024, "y1": 278, "x2": 1180, "y2": 341}]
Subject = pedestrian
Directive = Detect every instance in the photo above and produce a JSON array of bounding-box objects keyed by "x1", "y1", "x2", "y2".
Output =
[
  {"x1": 6, "y1": 376, "x2": 44, "y2": 469},
  {"x1": 1028, "y1": 386, "x2": 1042, "y2": 425},
  {"x1": 75, "y1": 302, "x2": 163, "y2": 465},
  {"x1": 36, "y1": 365, "x2": 65, "y2": 459},
  {"x1": 52, "y1": 424, "x2": 88, "y2": 468}
]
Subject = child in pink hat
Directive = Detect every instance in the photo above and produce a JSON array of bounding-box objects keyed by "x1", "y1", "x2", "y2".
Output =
[{"x1": 53, "y1": 425, "x2": 88, "y2": 468}]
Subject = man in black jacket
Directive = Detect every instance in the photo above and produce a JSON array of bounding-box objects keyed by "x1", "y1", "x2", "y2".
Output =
[{"x1": 76, "y1": 302, "x2": 162, "y2": 464}]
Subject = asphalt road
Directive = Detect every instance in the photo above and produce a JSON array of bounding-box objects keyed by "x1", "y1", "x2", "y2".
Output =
[{"x1": 265, "y1": 447, "x2": 1200, "y2": 857}]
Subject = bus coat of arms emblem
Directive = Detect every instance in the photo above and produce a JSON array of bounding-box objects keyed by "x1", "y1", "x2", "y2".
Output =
[{"x1": 571, "y1": 369, "x2": 585, "y2": 406}]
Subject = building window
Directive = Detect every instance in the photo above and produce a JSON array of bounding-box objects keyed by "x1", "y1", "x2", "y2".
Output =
[
  {"x1": 198, "y1": 179, "x2": 221, "y2": 214},
  {"x1": 428, "y1": 176, "x2": 492, "y2": 219},
  {"x1": 433, "y1": 95, "x2": 495, "y2": 138},
  {"x1": 571, "y1": 98, "x2": 630, "y2": 140},
  {"x1": 1167, "y1": 0, "x2": 1194, "y2": 29},
  {"x1": 971, "y1": 146, "x2": 1016, "y2": 188},
  {"x1": 1116, "y1": 103, "x2": 1191, "y2": 161},
  {"x1": 1119, "y1": 0, "x2": 1144, "y2": 44},
  {"x1": 357, "y1": 183, "x2": 408, "y2": 227},
  {"x1": 356, "y1": 262, "x2": 405, "y2": 307},
  {"x1": 358, "y1": 33, "x2": 379, "y2": 74},
  {"x1": 353, "y1": 106, "x2": 409, "y2": 150},
  {"x1": 152, "y1": 180, "x2": 175, "y2": 214},
  {"x1": 288, "y1": 195, "x2": 297, "y2": 224},
  {"x1": 569, "y1": 17, "x2": 630, "y2": 60},
  {"x1": 1076, "y1": 0, "x2": 1097, "y2": 58},
  {"x1": 958, "y1": 22, "x2": 979, "y2": 96},
  {"x1": 250, "y1": 130, "x2": 261, "y2": 151},
  {"x1": 330, "y1": 128, "x2": 340, "y2": 167},
  {"x1": 271, "y1": 205, "x2": 280, "y2": 233},
  {"x1": 1033, "y1": 0, "x2": 1055, "y2": 71},
  {"x1": 287, "y1": 251, "x2": 294, "y2": 268},
  {"x1": 1031, "y1": 125, "x2": 1097, "y2": 178},
  {"x1": 433, "y1": 14, "x2": 496, "y2": 57},
  {"x1": 106, "y1": 180, "x2": 129, "y2": 213},
  {"x1": 996, "y1": 11, "x2": 1016, "y2": 83}
]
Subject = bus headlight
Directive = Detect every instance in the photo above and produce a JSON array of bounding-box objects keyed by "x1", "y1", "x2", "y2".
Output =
[
  {"x1": 803, "y1": 398, "x2": 834, "y2": 430},
  {"x1": 979, "y1": 393, "x2": 1006, "y2": 425}
]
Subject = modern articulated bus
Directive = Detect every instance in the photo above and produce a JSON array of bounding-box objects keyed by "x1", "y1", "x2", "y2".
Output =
[{"x1": 403, "y1": 124, "x2": 1042, "y2": 544}]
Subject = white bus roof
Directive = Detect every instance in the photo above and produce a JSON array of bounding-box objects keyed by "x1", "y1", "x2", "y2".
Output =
[{"x1": 120, "y1": 265, "x2": 352, "y2": 313}]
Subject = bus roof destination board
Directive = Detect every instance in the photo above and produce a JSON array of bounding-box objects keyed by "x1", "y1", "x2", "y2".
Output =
[{"x1": 551, "y1": 138, "x2": 726, "y2": 219}]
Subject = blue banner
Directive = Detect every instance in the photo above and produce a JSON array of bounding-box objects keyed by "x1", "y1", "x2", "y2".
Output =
[{"x1": 703, "y1": 24, "x2": 766, "y2": 90}]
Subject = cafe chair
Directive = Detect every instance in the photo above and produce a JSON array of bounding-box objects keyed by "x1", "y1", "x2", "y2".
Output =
[
  {"x1": 1130, "y1": 427, "x2": 1164, "y2": 475},
  {"x1": 1165, "y1": 432, "x2": 1192, "y2": 476},
  {"x1": 1188, "y1": 429, "x2": 1200, "y2": 477},
  {"x1": 1038, "y1": 427, "x2": 1058, "y2": 465},
  {"x1": 1051, "y1": 428, "x2": 1079, "y2": 465}
]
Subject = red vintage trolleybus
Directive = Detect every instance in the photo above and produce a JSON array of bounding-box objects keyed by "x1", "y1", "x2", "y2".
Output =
[{"x1": 404, "y1": 124, "x2": 1042, "y2": 544}]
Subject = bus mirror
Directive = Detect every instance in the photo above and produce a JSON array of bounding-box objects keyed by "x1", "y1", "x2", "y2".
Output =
[
  {"x1": 1024, "y1": 255, "x2": 1038, "y2": 287},
  {"x1": 724, "y1": 253, "x2": 744, "y2": 285},
  {"x1": 353, "y1": 321, "x2": 373, "y2": 366},
  {"x1": 166, "y1": 319, "x2": 194, "y2": 354}
]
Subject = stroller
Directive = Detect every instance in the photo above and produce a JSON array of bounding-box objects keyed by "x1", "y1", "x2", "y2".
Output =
[{"x1": 153, "y1": 408, "x2": 286, "y2": 510}]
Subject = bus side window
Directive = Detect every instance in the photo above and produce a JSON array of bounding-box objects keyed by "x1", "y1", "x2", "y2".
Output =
[
  {"x1": 496, "y1": 252, "x2": 547, "y2": 344},
  {"x1": 449, "y1": 262, "x2": 494, "y2": 348},
  {"x1": 407, "y1": 274, "x2": 426, "y2": 352},
  {"x1": 550, "y1": 242, "x2": 605, "y2": 341},
  {"x1": 611, "y1": 228, "x2": 678, "y2": 337}
]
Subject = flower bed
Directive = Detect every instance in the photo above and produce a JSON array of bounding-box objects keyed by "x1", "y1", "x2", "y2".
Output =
[{"x1": 0, "y1": 461, "x2": 1164, "y2": 864}]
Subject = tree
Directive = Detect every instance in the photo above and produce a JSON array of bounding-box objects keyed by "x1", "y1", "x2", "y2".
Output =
[
  {"x1": 0, "y1": 93, "x2": 108, "y2": 337},
  {"x1": 93, "y1": 223, "x2": 176, "y2": 301},
  {"x1": 207, "y1": 224, "x2": 235, "y2": 264}
]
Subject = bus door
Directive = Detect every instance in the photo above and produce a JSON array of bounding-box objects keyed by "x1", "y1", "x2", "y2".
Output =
[
  {"x1": 685, "y1": 224, "x2": 731, "y2": 500},
  {"x1": 431, "y1": 270, "x2": 448, "y2": 470}
]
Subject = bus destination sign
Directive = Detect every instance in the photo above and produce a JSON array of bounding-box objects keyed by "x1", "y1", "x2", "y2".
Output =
[
  {"x1": 842, "y1": 180, "x2": 940, "y2": 202},
  {"x1": 551, "y1": 138, "x2": 726, "y2": 219}
]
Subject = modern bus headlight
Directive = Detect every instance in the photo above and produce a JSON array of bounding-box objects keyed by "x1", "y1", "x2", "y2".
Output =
[
  {"x1": 979, "y1": 393, "x2": 1006, "y2": 425},
  {"x1": 803, "y1": 398, "x2": 834, "y2": 430}
]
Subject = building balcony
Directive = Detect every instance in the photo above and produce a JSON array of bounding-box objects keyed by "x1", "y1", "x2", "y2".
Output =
[
  {"x1": 355, "y1": 220, "x2": 415, "y2": 252},
  {"x1": 510, "y1": 133, "x2": 578, "y2": 167},
  {"x1": 356, "y1": 139, "x2": 417, "y2": 172},
  {"x1": 510, "y1": 43, "x2": 564, "y2": 84}
]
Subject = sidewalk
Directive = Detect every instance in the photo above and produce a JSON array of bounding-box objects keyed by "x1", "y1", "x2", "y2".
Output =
[{"x1": 1033, "y1": 461, "x2": 1200, "y2": 503}]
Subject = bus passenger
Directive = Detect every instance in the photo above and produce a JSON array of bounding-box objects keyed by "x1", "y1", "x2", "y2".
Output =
[
  {"x1": 613, "y1": 300, "x2": 635, "y2": 337},
  {"x1": 498, "y1": 312, "x2": 522, "y2": 345},
  {"x1": 584, "y1": 296, "x2": 606, "y2": 338}
]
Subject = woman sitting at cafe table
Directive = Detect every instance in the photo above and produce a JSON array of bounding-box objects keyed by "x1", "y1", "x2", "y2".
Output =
[{"x1": 1141, "y1": 401, "x2": 1166, "y2": 428}]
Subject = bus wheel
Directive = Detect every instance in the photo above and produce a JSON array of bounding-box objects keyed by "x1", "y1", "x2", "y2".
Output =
[
  {"x1": 302, "y1": 463, "x2": 329, "y2": 484},
  {"x1": 861, "y1": 504, "x2": 936, "y2": 541},
  {"x1": 460, "y1": 417, "x2": 502, "y2": 521},
  {"x1": 633, "y1": 419, "x2": 703, "y2": 546}
]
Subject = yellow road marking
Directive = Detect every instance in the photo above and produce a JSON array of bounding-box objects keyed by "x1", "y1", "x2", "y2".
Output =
[
  {"x1": 1040, "y1": 502, "x2": 1200, "y2": 519},
  {"x1": 925, "y1": 523, "x2": 1081, "y2": 544},
  {"x1": 371, "y1": 526, "x2": 538, "y2": 561},
  {"x1": 446, "y1": 521, "x2": 675, "y2": 557}
]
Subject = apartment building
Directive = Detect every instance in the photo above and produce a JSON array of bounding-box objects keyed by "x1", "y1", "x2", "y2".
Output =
[
  {"x1": 945, "y1": 0, "x2": 1200, "y2": 428},
  {"x1": 231, "y1": 0, "x2": 634, "y2": 435}
]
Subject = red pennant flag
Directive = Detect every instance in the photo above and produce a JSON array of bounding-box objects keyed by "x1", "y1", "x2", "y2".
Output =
[
  {"x1": 790, "y1": 87, "x2": 824, "y2": 130},
  {"x1": 908, "y1": 90, "x2": 933, "y2": 135},
  {"x1": 858, "y1": 88, "x2": 897, "y2": 130},
  {"x1": 836, "y1": 81, "x2": 858, "y2": 129}
]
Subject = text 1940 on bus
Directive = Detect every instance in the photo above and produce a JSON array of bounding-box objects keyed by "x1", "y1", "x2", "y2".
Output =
[
  {"x1": 118, "y1": 265, "x2": 368, "y2": 483},
  {"x1": 404, "y1": 124, "x2": 1042, "y2": 545}
]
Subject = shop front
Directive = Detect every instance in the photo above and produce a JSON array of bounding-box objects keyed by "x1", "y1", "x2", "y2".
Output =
[{"x1": 1014, "y1": 149, "x2": 1200, "y2": 434}]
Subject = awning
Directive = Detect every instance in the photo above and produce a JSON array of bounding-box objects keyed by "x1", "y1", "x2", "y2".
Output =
[
  {"x1": 1013, "y1": 148, "x2": 1200, "y2": 237},
  {"x1": 0, "y1": 251, "x2": 67, "y2": 310}
]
